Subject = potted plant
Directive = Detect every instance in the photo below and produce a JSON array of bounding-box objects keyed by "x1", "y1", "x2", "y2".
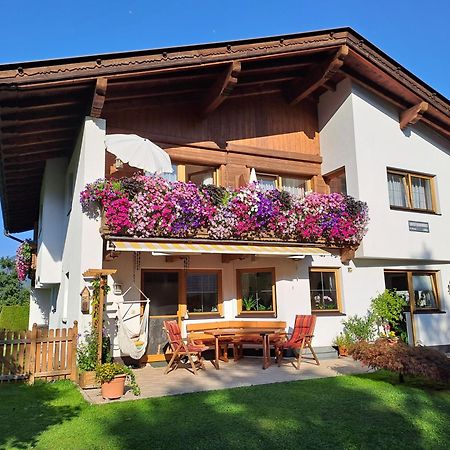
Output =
[
  {"x1": 95, "y1": 362, "x2": 140, "y2": 399},
  {"x1": 333, "y1": 333, "x2": 352, "y2": 357},
  {"x1": 77, "y1": 330, "x2": 112, "y2": 389}
]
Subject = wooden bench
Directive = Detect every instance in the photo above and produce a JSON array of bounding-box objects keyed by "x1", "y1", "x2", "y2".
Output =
[{"x1": 186, "y1": 320, "x2": 287, "y2": 361}]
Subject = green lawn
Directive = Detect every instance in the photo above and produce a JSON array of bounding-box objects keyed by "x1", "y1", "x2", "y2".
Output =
[{"x1": 0, "y1": 372, "x2": 449, "y2": 450}]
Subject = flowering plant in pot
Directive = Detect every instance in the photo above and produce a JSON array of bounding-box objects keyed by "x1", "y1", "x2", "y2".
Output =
[
  {"x1": 95, "y1": 362, "x2": 140, "y2": 399},
  {"x1": 332, "y1": 333, "x2": 352, "y2": 357},
  {"x1": 15, "y1": 240, "x2": 33, "y2": 282}
]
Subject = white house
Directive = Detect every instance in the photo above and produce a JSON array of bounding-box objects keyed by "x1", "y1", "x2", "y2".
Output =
[{"x1": 0, "y1": 27, "x2": 448, "y2": 361}]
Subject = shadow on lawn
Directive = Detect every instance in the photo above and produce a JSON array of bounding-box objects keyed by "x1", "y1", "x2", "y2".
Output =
[
  {"x1": 0, "y1": 381, "x2": 82, "y2": 449},
  {"x1": 95, "y1": 374, "x2": 450, "y2": 450}
]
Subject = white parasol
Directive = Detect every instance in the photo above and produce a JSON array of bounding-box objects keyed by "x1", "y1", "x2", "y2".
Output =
[
  {"x1": 249, "y1": 168, "x2": 258, "y2": 183},
  {"x1": 105, "y1": 134, "x2": 173, "y2": 174}
]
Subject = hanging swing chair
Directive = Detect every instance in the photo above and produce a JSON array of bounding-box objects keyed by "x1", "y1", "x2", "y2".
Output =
[{"x1": 116, "y1": 285, "x2": 150, "y2": 360}]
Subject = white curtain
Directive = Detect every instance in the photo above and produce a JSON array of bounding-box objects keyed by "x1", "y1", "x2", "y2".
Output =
[
  {"x1": 411, "y1": 177, "x2": 432, "y2": 210},
  {"x1": 387, "y1": 173, "x2": 407, "y2": 207},
  {"x1": 282, "y1": 177, "x2": 307, "y2": 198}
]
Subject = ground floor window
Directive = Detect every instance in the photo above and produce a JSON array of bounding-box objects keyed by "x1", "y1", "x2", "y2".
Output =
[
  {"x1": 384, "y1": 271, "x2": 439, "y2": 310},
  {"x1": 141, "y1": 269, "x2": 223, "y2": 317},
  {"x1": 237, "y1": 268, "x2": 276, "y2": 316},
  {"x1": 186, "y1": 271, "x2": 220, "y2": 314},
  {"x1": 309, "y1": 268, "x2": 342, "y2": 312}
]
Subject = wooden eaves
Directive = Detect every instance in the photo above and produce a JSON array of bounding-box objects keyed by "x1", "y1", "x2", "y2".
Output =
[{"x1": 0, "y1": 27, "x2": 449, "y2": 234}]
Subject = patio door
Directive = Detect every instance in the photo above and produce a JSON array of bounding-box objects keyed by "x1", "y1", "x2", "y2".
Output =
[{"x1": 141, "y1": 270, "x2": 182, "y2": 362}]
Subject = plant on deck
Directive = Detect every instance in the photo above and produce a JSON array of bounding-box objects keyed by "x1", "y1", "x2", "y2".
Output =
[
  {"x1": 95, "y1": 362, "x2": 140, "y2": 396},
  {"x1": 80, "y1": 175, "x2": 369, "y2": 246}
]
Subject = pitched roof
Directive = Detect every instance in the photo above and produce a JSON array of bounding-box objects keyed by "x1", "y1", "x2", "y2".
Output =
[{"x1": 0, "y1": 27, "x2": 449, "y2": 232}]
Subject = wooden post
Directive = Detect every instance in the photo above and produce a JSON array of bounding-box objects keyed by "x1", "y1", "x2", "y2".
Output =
[
  {"x1": 97, "y1": 277, "x2": 106, "y2": 365},
  {"x1": 70, "y1": 321, "x2": 78, "y2": 381},
  {"x1": 407, "y1": 272, "x2": 417, "y2": 346},
  {"x1": 28, "y1": 323, "x2": 38, "y2": 384}
]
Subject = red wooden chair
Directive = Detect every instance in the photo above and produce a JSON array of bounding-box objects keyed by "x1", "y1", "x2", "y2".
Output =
[
  {"x1": 275, "y1": 315, "x2": 320, "y2": 369},
  {"x1": 163, "y1": 320, "x2": 209, "y2": 375}
]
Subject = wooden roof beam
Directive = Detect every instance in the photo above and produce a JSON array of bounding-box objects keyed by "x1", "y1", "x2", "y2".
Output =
[
  {"x1": 399, "y1": 101, "x2": 429, "y2": 130},
  {"x1": 286, "y1": 46, "x2": 348, "y2": 106},
  {"x1": 90, "y1": 77, "x2": 108, "y2": 118},
  {"x1": 200, "y1": 61, "x2": 241, "y2": 116}
]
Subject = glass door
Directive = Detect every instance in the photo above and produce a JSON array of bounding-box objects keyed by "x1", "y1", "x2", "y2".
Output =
[{"x1": 142, "y1": 270, "x2": 181, "y2": 361}]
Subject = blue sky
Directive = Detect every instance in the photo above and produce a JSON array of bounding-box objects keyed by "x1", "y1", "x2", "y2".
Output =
[{"x1": 0, "y1": 0, "x2": 449, "y2": 256}]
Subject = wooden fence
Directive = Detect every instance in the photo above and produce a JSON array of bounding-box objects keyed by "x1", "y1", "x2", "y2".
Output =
[{"x1": 0, "y1": 321, "x2": 78, "y2": 383}]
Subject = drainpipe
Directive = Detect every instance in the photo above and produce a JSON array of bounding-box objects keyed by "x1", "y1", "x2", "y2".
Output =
[{"x1": 3, "y1": 230, "x2": 25, "y2": 244}]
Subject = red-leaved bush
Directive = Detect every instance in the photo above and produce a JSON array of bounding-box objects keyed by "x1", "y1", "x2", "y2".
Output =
[{"x1": 350, "y1": 339, "x2": 450, "y2": 384}]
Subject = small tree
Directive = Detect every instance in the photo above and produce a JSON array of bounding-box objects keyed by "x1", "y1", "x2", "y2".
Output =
[
  {"x1": 371, "y1": 290, "x2": 407, "y2": 340},
  {"x1": 0, "y1": 256, "x2": 30, "y2": 307}
]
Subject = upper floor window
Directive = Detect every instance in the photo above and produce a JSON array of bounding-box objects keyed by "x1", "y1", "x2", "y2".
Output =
[
  {"x1": 186, "y1": 164, "x2": 218, "y2": 186},
  {"x1": 387, "y1": 169, "x2": 436, "y2": 212},
  {"x1": 160, "y1": 164, "x2": 178, "y2": 183},
  {"x1": 160, "y1": 163, "x2": 219, "y2": 186},
  {"x1": 256, "y1": 173, "x2": 310, "y2": 198},
  {"x1": 324, "y1": 168, "x2": 347, "y2": 195}
]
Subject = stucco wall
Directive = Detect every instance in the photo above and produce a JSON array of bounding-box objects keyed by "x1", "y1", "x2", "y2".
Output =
[
  {"x1": 32, "y1": 117, "x2": 106, "y2": 331},
  {"x1": 35, "y1": 158, "x2": 67, "y2": 285}
]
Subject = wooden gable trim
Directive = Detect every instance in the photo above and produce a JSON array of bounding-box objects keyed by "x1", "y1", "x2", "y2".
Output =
[
  {"x1": 90, "y1": 77, "x2": 108, "y2": 118},
  {"x1": 200, "y1": 61, "x2": 241, "y2": 116},
  {"x1": 286, "y1": 45, "x2": 349, "y2": 105},
  {"x1": 399, "y1": 101, "x2": 429, "y2": 130}
]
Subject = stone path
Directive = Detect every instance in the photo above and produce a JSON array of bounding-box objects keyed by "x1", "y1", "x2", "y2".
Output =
[{"x1": 81, "y1": 356, "x2": 368, "y2": 404}]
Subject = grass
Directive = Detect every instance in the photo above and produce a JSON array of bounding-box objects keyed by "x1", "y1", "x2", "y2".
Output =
[
  {"x1": 0, "y1": 372, "x2": 449, "y2": 449},
  {"x1": 0, "y1": 305, "x2": 29, "y2": 331}
]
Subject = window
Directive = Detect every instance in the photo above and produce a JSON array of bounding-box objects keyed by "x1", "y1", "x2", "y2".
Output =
[
  {"x1": 256, "y1": 173, "x2": 310, "y2": 198},
  {"x1": 387, "y1": 169, "x2": 435, "y2": 212},
  {"x1": 186, "y1": 164, "x2": 218, "y2": 186},
  {"x1": 186, "y1": 272, "x2": 220, "y2": 314},
  {"x1": 142, "y1": 269, "x2": 223, "y2": 317},
  {"x1": 384, "y1": 271, "x2": 440, "y2": 310},
  {"x1": 324, "y1": 168, "x2": 347, "y2": 195},
  {"x1": 237, "y1": 268, "x2": 276, "y2": 315},
  {"x1": 160, "y1": 164, "x2": 178, "y2": 183},
  {"x1": 309, "y1": 268, "x2": 342, "y2": 312}
]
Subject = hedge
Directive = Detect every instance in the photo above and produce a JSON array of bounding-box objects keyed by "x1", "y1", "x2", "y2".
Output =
[{"x1": 0, "y1": 305, "x2": 30, "y2": 331}]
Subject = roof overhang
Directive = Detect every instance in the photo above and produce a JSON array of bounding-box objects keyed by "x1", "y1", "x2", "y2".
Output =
[
  {"x1": 107, "y1": 239, "x2": 330, "y2": 257},
  {"x1": 1, "y1": 27, "x2": 449, "y2": 233}
]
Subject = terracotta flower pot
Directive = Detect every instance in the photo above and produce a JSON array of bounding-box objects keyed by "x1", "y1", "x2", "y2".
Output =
[
  {"x1": 101, "y1": 374, "x2": 126, "y2": 399},
  {"x1": 78, "y1": 371, "x2": 99, "y2": 389}
]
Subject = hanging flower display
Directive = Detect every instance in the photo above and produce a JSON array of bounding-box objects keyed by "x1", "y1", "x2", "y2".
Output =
[
  {"x1": 16, "y1": 240, "x2": 33, "y2": 282},
  {"x1": 80, "y1": 175, "x2": 369, "y2": 246}
]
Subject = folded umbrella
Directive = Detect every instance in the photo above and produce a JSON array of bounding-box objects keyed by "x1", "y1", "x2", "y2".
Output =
[{"x1": 105, "y1": 134, "x2": 173, "y2": 174}]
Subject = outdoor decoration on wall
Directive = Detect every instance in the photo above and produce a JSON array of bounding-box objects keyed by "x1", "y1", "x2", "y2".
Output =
[
  {"x1": 15, "y1": 240, "x2": 33, "y2": 282},
  {"x1": 80, "y1": 175, "x2": 369, "y2": 247},
  {"x1": 80, "y1": 287, "x2": 91, "y2": 314}
]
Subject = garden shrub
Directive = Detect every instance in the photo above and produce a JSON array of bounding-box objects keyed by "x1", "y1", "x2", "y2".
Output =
[
  {"x1": 350, "y1": 338, "x2": 450, "y2": 384},
  {"x1": 0, "y1": 305, "x2": 29, "y2": 331},
  {"x1": 342, "y1": 314, "x2": 376, "y2": 343}
]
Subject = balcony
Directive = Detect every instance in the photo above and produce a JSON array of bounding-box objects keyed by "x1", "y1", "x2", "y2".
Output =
[{"x1": 80, "y1": 175, "x2": 369, "y2": 248}]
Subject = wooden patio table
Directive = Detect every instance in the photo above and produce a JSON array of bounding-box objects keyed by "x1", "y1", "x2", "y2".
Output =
[{"x1": 205, "y1": 328, "x2": 286, "y2": 370}]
